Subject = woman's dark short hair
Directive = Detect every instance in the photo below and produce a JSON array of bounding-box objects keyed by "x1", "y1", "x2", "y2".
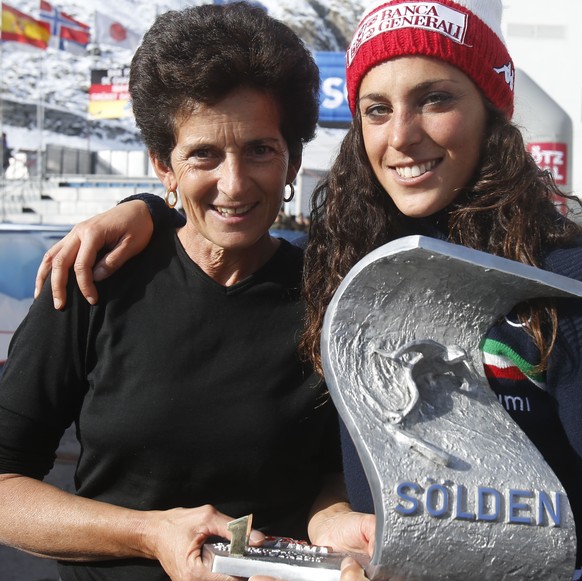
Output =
[{"x1": 130, "y1": 2, "x2": 320, "y2": 165}]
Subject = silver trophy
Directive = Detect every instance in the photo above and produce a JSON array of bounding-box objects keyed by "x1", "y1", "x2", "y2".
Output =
[
  {"x1": 205, "y1": 235, "x2": 582, "y2": 579},
  {"x1": 322, "y1": 235, "x2": 581, "y2": 580}
]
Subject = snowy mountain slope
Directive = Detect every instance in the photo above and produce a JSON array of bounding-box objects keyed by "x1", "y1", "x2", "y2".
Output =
[{"x1": 1, "y1": 0, "x2": 369, "y2": 152}]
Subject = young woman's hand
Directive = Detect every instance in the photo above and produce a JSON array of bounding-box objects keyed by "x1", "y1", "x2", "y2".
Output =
[
  {"x1": 339, "y1": 557, "x2": 370, "y2": 580},
  {"x1": 307, "y1": 473, "x2": 376, "y2": 557},
  {"x1": 35, "y1": 200, "x2": 154, "y2": 309},
  {"x1": 248, "y1": 556, "x2": 369, "y2": 581},
  {"x1": 312, "y1": 508, "x2": 376, "y2": 557}
]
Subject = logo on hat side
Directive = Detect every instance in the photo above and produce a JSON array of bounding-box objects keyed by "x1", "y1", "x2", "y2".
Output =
[{"x1": 493, "y1": 62, "x2": 515, "y2": 91}]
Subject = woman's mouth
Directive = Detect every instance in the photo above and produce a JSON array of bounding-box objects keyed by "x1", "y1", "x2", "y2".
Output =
[
  {"x1": 394, "y1": 159, "x2": 439, "y2": 179},
  {"x1": 213, "y1": 204, "x2": 255, "y2": 217}
]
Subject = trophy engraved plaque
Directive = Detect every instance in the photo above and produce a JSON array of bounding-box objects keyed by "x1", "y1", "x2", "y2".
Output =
[
  {"x1": 321, "y1": 235, "x2": 582, "y2": 580},
  {"x1": 203, "y1": 514, "x2": 369, "y2": 579},
  {"x1": 204, "y1": 536, "x2": 368, "y2": 581}
]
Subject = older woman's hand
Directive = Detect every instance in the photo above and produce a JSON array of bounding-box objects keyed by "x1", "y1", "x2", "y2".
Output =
[
  {"x1": 34, "y1": 200, "x2": 153, "y2": 309},
  {"x1": 145, "y1": 504, "x2": 265, "y2": 581}
]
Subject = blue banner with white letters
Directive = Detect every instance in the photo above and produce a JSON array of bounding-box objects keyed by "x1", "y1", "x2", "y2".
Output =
[{"x1": 315, "y1": 51, "x2": 352, "y2": 127}]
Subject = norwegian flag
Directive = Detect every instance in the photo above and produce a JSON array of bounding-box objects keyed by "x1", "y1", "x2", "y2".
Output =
[{"x1": 38, "y1": 0, "x2": 89, "y2": 52}]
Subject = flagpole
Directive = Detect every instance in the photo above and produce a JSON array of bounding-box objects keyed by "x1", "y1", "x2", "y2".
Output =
[
  {"x1": 87, "y1": 10, "x2": 97, "y2": 161},
  {"x1": 1, "y1": 8, "x2": 5, "y2": 214},
  {"x1": 88, "y1": 10, "x2": 96, "y2": 157},
  {"x1": 37, "y1": 51, "x2": 46, "y2": 201}
]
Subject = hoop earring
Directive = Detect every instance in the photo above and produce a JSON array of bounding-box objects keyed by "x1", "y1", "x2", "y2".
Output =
[
  {"x1": 165, "y1": 189, "x2": 178, "y2": 209},
  {"x1": 283, "y1": 183, "x2": 295, "y2": 203}
]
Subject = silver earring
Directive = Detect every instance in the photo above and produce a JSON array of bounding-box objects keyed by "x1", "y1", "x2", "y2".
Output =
[{"x1": 283, "y1": 183, "x2": 295, "y2": 203}]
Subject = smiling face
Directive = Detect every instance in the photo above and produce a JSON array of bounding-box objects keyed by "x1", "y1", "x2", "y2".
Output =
[
  {"x1": 152, "y1": 87, "x2": 299, "y2": 258},
  {"x1": 358, "y1": 56, "x2": 487, "y2": 218}
]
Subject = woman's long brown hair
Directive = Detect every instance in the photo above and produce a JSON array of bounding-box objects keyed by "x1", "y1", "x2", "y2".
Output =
[{"x1": 301, "y1": 106, "x2": 582, "y2": 376}]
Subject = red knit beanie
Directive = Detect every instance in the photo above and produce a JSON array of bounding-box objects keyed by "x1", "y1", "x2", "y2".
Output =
[{"x1": 346, "y1": 0, "x2": 515, "y2": 118}]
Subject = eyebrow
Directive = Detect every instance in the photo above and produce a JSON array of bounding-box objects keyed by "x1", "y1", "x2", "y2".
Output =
[
  {"x1": 245, "y1": 137, "x2": 282, "y2": 146},
  {"x1": 359, "y1": 78, "x2": 461, "y2": 103},
  {"x1": 177, "y1": 136, "x2": 284, "y2": 156}
]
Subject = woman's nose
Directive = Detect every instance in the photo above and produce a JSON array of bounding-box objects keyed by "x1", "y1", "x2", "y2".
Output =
[
  {"x1": 217, "y1": 156, "x2": 246, "y2": 198},
  {"x1": 387, "y1": 109, "x2": 422, "y2": 151}
]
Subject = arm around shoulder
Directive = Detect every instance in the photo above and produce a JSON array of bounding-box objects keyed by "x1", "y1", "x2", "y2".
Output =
[{"x1": 34, "y1": 197, "x2": 164, "y2": 309}]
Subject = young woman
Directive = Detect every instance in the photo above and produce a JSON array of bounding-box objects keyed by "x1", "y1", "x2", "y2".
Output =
[{"x1": 302, "y1": 1, "x2": 582, "y2": 578}]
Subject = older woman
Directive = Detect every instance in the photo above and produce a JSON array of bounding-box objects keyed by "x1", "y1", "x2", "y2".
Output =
[{"x1": 0, "y1": 4, "x2": 358, "y2": 580}]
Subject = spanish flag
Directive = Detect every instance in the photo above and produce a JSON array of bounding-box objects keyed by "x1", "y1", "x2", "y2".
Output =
[{"x1": 1, "y1": 3, "x2": 50, "y2": 49}]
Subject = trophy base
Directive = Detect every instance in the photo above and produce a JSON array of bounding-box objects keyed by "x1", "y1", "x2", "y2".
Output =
[{"x1": 203, "y1": 538, "x2": 369, "y2": 581}]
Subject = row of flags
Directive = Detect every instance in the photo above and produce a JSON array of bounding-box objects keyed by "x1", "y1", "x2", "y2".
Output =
[
  {"x1": 1, "y1": 0, "x2": 266, "y2": 121},
  {"x1": 1, "y1": 1, "x2": 141, "y2": 53}
]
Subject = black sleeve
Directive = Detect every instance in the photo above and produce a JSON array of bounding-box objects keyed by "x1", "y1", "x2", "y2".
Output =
[
  {"x1": 0, "y1": 275, "x2": 89, "y2": 479},
  {"x1": 119, "y1": 193, "x2": 186, "y2": 230}
]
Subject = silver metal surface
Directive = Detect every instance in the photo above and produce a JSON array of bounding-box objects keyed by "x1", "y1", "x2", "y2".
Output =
[
  {"x1": 203, "y1": 538, "x2": 369, "y2": 580},
  {"x1": 321, "y1": 235, "x2": 582, "y2": 580}
]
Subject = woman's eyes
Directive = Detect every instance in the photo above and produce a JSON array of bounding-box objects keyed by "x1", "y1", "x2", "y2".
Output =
[
  {"x1": 364, "y1": 92, "x2": 455, "y2": 118},
  {"x1": 422, "y1": 91, "x2": 454, "y2": 107},
  {"x1": 251, "y1": 144, "x2": 275, "y2": 157},
  {"x1": 364, "y1": 104, "x2": 391, "y2": 119},
  {"x1": 189, "y1": 149, "x2": 214, "y2": 160},
  {"x1": 186, "y1": 144, "x2": 276, "y2": 164}
]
